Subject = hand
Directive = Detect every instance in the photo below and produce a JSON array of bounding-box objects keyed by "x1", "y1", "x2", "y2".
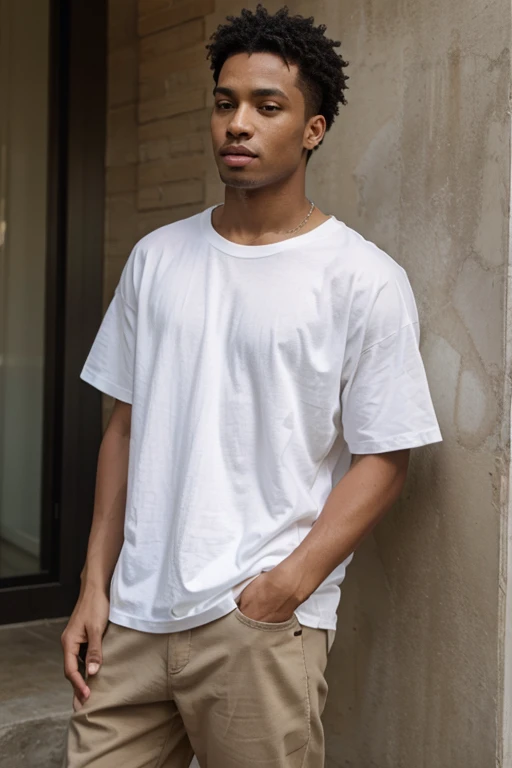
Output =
[
  {"x1": 237, "y1": 564, "x2": 303, "y2": 623},
  {"x1": 61, "y1": 586, "x2": 110, "y2": 711}
]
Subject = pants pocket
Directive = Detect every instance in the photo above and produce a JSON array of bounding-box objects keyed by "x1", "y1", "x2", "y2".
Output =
[
  {"x1": 233, "y1": 606, "x2": 299, "y2": 631},
  {"x1": 228, "y1": 608, "x2": 310, "y2": 757}
]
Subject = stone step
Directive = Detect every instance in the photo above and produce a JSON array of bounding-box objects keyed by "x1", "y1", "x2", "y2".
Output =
[{"x1": 0, "y1": 618, "x2": 71, "y2": 768}]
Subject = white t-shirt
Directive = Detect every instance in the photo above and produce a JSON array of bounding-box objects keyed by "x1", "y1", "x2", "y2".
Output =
[{"x1": 80, "y1": 205, "x2": 442, "y2": 633}]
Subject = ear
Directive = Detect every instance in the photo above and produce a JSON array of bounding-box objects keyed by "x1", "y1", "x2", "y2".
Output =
[{"x1": 303, "y1": 114, "x2": 326, "y2": 152}]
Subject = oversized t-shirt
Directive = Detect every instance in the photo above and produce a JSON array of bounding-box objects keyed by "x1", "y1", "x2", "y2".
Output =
[{"x1": 80, "y1": 204, "x2": 442, "y2": 633}]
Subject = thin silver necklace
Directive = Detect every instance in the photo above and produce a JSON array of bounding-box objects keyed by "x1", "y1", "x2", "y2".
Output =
[{"x1": 285, "y1": 199, "x2": 315, "y2": 234}]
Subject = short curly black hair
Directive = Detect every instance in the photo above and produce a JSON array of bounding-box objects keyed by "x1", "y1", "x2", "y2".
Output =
[{"x1": 205, "y1": 4, "x2": 349, "y2": 162}]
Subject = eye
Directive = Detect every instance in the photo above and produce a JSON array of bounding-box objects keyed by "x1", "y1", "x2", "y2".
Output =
[
  {"x1": 215, "y1": 101, "x2": 233, "y2": 110},
  {"x1": 260, "y1": 105, "x2": 281, "y2": 112}
]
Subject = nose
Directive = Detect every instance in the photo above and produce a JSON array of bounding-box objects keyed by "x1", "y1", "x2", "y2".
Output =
[{"x1": 226, "y1": 104, "x2": 254, "y2": 139}]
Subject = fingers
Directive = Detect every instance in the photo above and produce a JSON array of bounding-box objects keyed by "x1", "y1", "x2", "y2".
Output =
[
  {"x1": 62, "y1": 630, "x2": 91, "y2": 704},
  {"x1": 64, "y1": 648, "x2": 91, "y2": 700},
  {"x1": 85, "y1": 625, "x2": 104, "y2": 677},
  {"x1": 62, "y1": 618, "x2": 107, "y2": 711}
]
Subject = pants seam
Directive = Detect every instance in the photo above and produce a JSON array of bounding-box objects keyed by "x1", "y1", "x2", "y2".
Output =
[
  {"x1": 166, "y1": 633, "x2": 172, "y2": 697},
  {"x1": 157, "y1": 638, "x2": 181, "y2": 768},
  {"x1": 153, "y1": 724, "x2": 176, "y2": 768},
  {"x1": 153, "y1": 709, "x2": 193, "y2": 768},
  {"x1": 169, "y1": 631, "x2": 192, "y2": 674},
  {"x1": 298, "y1": 631, "x2": 312, "y2": 764}
]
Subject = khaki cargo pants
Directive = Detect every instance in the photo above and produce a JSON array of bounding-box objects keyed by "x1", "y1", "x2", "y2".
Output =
[{"x1": 63, "y1": 607, "x2": 336, "y2": 767}]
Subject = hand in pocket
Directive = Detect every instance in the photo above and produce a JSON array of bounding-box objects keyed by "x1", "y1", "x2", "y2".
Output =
[{"x1": 236, "y1": 566, "x2": 301, "y2": 623}]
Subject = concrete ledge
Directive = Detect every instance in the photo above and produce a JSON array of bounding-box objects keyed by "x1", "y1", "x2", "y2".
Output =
[
  {"x1": 0, "y1": 618, "x2": 71, "y2": 768},
  {"x1": 0, "y1": 714, "x2": 69, "y2": 768}
]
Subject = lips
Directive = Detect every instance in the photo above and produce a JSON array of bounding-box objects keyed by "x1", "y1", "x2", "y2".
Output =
[
  {"x1": 221, "y1": 154, "x2": 256, "y2": 167},
  {"x1": 220, "y1": 145, "x2": 258, "y2": 167},
  {"x1": 220, "y1": 145, "x2": 257, "y2": 157}
]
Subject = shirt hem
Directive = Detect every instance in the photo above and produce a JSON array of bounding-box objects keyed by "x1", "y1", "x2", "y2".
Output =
[
  {"x1": 109, "y1": 600, "x2": 337, "y2": 634},
  {"x1": 109, "y1": 597, "x2": 239, "y2": 633},
  {"x1": 348, "y1": 427, "x2": 442, "y2": 455},
  {"x1": 294, "y1": 608, "x2": 337, "y2": 631},
  {"x1": 80, "y1": 368, "x2": 133, "y2": 404}
]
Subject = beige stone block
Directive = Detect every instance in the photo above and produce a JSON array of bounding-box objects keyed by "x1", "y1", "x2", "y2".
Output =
[
  {"x1": 104, "y1": 253, "x2": 129, "y2": 300},
  {"x1": 138, "y1": 154, "x2": 206, "y2": 187},
  {"x1": 138, "y1": 0, "x2": 214, "y2": 37},
  {"x1": 104, "y1": 238, "x2": 136, "y2": 264},
  {"x1": 139, "y1": 78, "x2": 167, "y2": 102},
  {"x1": 140, "y1": 18, "x2": 204, "y2": 61},
  {"x1": 138, "y1": 0, "x2": 169, "y2": 17},
  {"x1": 109, "y1": 0, "x2": 137, "y2": 51},
  {"x1": 140, "y1": 63, "x2": 210, "y2": 102},
  {"x1": 106, "y1": 164, "x2": 137, "y2": 195},
  {"x1": 139, "y1": 87, "x2": 205, "y2": 123},
  {"x1": 139, "y1": 43, "x2": 208, "y2": 84},
  {"x1": 137, "y1": 203, "x2": 205, "y2": 237},
  {"x1": 138, "y1": 179, "x2": 203, "y2": 210},
  {"x1": 108, "y1": 46, "x2": 138, "y2": 108},
  {"x1": 107, "y1": 105, "x2": 138, "y2": 167},
  {"x1": 205, "y1": 176, "x2": 224, "y2": 208},
  {"x1": 139, "y1": 132, "x2": 206, "y2": 162},
  {"x1": 104, "y1": 237, "x2": 139, "y2": 261},
  {"x1": 105, "y1": 193, "x2": 138, "y2": 255},
  {"x1": 110, "y1": 21, "x2": 137, "y2": 53},
  {"x1": 111, "y1": 0, "x2": 138, "y2": 22},
  {"x1": 139, "y1": 137, "x2": 169, "y2": 162},
  {"x1": 204, "y1": 139, "x2": 222, "y2": 206},
  {"x1": 139, "y1": 107, "x2": 210, "y2": 144}
]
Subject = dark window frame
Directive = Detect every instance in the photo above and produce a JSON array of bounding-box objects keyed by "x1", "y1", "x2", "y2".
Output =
[{"x1": 0, "y1": 0, "x2": 106, "y2": 622}]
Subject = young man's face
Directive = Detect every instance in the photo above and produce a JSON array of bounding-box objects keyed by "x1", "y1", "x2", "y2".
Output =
[{"x1": 211, "y1": 51, "x2": 320, "y2": 189}]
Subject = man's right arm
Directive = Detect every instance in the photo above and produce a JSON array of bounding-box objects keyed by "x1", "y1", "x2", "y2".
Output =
[{"x1": 61, "y1": 399, "x2": 132, "y2": 710}]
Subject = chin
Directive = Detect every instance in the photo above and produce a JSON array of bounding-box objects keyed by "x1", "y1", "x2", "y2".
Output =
[{"x1": 218, "y1": 169, "x2": 262, "y2": 188}]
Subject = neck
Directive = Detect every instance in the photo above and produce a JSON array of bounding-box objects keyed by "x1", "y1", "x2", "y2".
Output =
[{"x1": 218, "y1": 178, "x2": 311, "y2": 243}]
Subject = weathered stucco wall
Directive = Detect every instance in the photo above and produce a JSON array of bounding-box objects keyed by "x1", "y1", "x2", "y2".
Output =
[
  {"x1": 106, "y1": 1, "x2": 512, "y2": 765},
  {"x1": 296, "y1": 2, "x2": 510, "y2": 766}
]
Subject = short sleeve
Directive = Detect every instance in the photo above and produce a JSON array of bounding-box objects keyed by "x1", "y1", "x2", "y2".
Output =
[
  {"x1": 341, "y1": 273, "x2": 442, "y2": 454},
  {"x1": 80, "y1": 247, "x2": 140, "y2": 404}
]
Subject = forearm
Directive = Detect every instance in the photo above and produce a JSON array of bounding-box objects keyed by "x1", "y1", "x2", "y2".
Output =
[
  {"x1": 279, "y1": 450, "x2": 410, "y2": 604},
  {"x1": 81, "y1": 408, "x2": 131, "y2": 595}
]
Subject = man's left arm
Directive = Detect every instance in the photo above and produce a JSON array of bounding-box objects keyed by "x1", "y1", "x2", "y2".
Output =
[
  {"x1": 238, "y1": 449, "x2": 410, "y2": 623},
  {"x1": 239, "y1": 273, "x2": 443, "y2": 622}
]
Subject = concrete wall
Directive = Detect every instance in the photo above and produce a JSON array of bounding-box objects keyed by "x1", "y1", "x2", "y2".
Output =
[
  {"x1": 302, "y1": 3, "x2": 510, "y2": 767},
  {"x1": 105, "y1": 1, "x2": 512, "y2": 765}
]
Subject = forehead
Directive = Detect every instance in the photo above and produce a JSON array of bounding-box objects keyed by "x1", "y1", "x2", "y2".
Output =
[{"x1": 217, "y1": 51, "x2": 302, "y2": 98}]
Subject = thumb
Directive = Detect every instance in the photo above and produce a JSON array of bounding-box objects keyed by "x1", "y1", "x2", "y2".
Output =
[{"x1": 85, "y1": 625, "x2": 104, "y2": 676}]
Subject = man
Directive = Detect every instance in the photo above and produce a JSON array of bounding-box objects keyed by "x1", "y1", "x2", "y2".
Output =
[{"x1": 61, "y1": 5, "x2": 442, "y2": 767}]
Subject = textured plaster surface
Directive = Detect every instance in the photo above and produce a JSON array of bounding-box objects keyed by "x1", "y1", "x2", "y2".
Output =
[{"x1": 292, "y1": 1, "x2": 510, "y2": 766}]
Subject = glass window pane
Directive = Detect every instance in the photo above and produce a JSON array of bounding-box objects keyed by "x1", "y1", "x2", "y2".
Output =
[{"x1": 0, "y1": 0, "x2": 51, "y2": 578}]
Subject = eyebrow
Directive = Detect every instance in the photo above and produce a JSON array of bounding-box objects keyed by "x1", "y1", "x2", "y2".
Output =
[{"x1": 212, "y1": 86, "x2": 290, "y2": 101}]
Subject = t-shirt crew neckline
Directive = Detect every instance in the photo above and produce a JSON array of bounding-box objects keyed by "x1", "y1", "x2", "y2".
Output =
[{"x1": 201, "y1": 204, "x2": 342, "y2": 258}]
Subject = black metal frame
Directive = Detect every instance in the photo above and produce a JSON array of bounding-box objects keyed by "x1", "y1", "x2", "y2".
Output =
[{"x1": 0, "y1": 0, "x2": 106, "y2": 623}]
